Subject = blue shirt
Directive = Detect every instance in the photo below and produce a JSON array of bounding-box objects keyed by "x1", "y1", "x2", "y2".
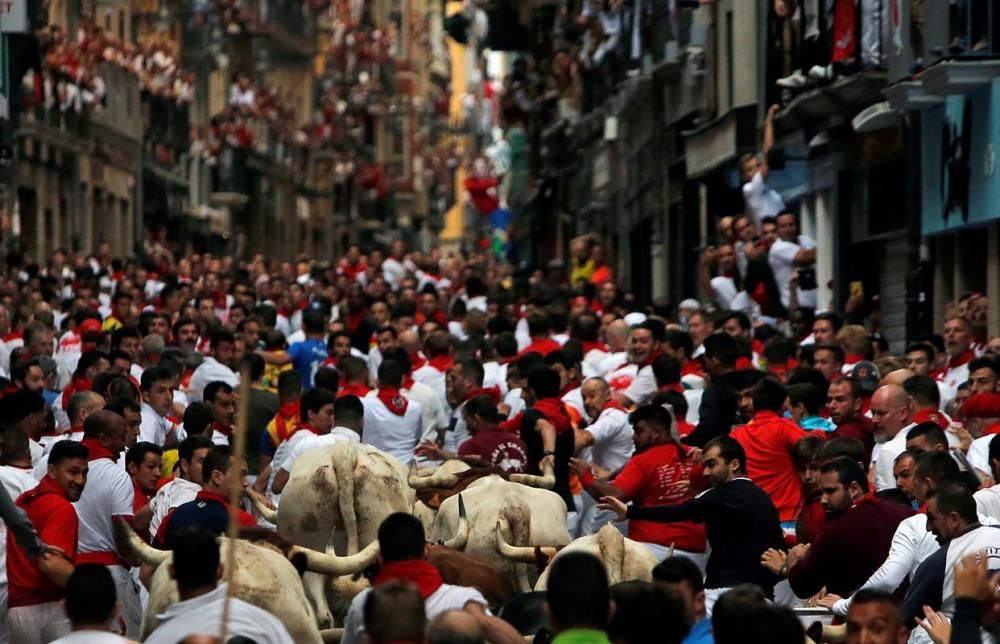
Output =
[
  {"x1": 287, "y1": 339, "x2": 328, "y2": 389},
  {"x1": 684, "y1": 618, "x2": 713, "y2": 644}
]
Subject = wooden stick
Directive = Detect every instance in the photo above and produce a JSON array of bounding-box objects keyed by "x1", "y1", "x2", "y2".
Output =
[{"x1": 220, "y1": 367, "x2": 251, "y2": 642}]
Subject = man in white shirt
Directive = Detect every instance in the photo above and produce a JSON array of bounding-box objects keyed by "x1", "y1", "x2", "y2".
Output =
[
  {"x1": 267, "y1": 387, "x2": 336, "y2": 498},
  {"x1": 51, "y1": 564, "x2": 132, "y2": 644},
  {"x1": 740, "y1": 105, "x2": 784, "y2": 228},
  {"x1": 74, "y1": 410, "x2": 141, "y2": 638},
  {"x1": 362, "y1": 361, "x2": 423, "y2": 464},
  {"x1": 768, "y1": 212, "x2": 818, "y2": 310},
  {"x1": 342, "y1": 513, "x2": 493, "y2": 644},
  {"x1": 381, "y1": 241, "x2": 409, "y2": 291},
  {"x1": 575, "y1": 378, "x2": 634, "y2": 536},
  {"x1": 144, "y1": 527, "x2": 293, "y2": 644},
  {"x1": 272, "y1": 394, "x2": 363, "y2": 494},
  {"x1": 412, "y1": 331, "x2": 453, "y2": 410},
  {"x1": 939, "y1": 317, "x2": 980, "y2": 396},
  {"x1": 383, "y1": 348, "x2": 449, "y2": 445},
  {"x1": 148, "y1": 435, "x2": 213, "y2": 539},
  {"x1": 204, "y1": 381, "x2": 237, "y2": 446},
  {"x1": 0, "y1": 428, "x2": 40, "y2": 644},
  {"x1": 186, "y1": 331, "x2": 240, "y2": 404},
  {"x1": 870, "y1": 385, "x2": 915, "y2": 492},
  {"x1": 608, "y1": 321, "x2": 663, "y2": 407},
  {"x1": 0, "y1": 389, "x2": 48, "y2": 468},
  {"x1": 139, "y1": 366, "x2": 179, "y2": 447}
]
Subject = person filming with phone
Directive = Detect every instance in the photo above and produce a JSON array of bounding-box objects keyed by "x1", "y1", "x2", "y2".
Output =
[{"x1": 768, "y1": 211, "x2": 818, "y2": 312}]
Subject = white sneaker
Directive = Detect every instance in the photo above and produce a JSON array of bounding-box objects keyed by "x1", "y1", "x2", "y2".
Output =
[
  {"x1": 808, "y1": 65, "x2": 833, "y2": 80},
  {"x1": 776, "y1": 70, "x2": 811, "y2": 88}
]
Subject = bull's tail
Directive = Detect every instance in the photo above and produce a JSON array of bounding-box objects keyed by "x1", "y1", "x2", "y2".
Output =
[
  {"x1": 333, "y1": 442, "x2": 360, "y2": 555},
  {"x1": 500, "y1": 500, "x2": 535, "y2": 594}
]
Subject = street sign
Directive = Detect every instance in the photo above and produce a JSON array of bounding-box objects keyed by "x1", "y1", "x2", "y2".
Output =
[{"x1": 0, "y1": 1, "x2": 27, "y2": 34}]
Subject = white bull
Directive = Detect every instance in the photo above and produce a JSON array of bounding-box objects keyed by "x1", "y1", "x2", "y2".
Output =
[
  {"x1": 117, "y1": 521, "x2": 379, "y2": 643},
  {"x1": 411, "y1": 462, "x2": 572, "y2": 594},
  {"x1": 497, "y1": 522, "x2": 659, "y2": 591},
  {"x1": 251, "y1": 441, "x2": 430, "y2": 625}
]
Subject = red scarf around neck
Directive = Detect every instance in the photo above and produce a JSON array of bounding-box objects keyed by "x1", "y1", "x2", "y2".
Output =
[
  {"x1": 949, "y1": 349, "x2": 977, "y2": 370},
  {"x1": 374, "y1": 560, "x2": 443, "y2": 599},
  {"x1": 408, "y1": 352, "x2": 426, "y2": 372},
  {"x1": 581, "y1": 340, "x2": 607, "y2": 354},
  {"x1": 533, "y1": 398, "x2": 572, "y2": 434},
  {"x1": 295, "y1": 423, "x2": 321, "y2": 436},
  {"x1": 81, "y1": 436, "x2": 117, "y2": 462},
  {"x1": 213, "y1": 421, "x2": 233, "y2": 437},
  {"x1": 377, "y1": 387, "x2": 409, "y2": 415},
  {"x1": 602, "y1": 399, "x2": 629, "y2": 414},
  {"x1": 61, "y1": 376, "x2": 93, "y2": 410},
  {"x1": 427, "y1": 355, "x2": 454, "y2": 373},
  {"x1": 338, "y1": 383, "x2": 372, "y2": 399}
]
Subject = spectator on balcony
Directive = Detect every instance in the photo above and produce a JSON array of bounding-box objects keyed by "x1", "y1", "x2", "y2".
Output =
[
  {"x1": 741, "y1": 105, "x2": 784, "y2": 230},
  {"x1": 768, "y1": 211, "x2": 817, "y2": 312},
  {"x1": 229, "y1": 73, "x2": 255, "y2": 108}
]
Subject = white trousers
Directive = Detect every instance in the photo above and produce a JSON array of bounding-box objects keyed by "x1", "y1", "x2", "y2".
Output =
[
  {"x1": 108, "y1": 564, "x2": 142, "y2": 637},
  {"x1": 8, "y1": 600, "x2": 71, "y2": 644}
]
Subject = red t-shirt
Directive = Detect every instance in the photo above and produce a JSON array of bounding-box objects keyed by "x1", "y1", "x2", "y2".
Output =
[
  {"x1": 612, "y1": 443, "x2": 706, "y2": 552},
  {"x1": 458, "y1": 428, "x2": 529, "y2": 474},
  {"x1": 7, "y1": 478, "x2": 78, "y2": 608},
  {"x1": 731, "y1": 411, "x2": 819, "y2": 522}
]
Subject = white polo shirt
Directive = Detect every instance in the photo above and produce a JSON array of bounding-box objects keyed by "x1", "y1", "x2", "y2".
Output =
[
  {"x1": 140, "y1": 401, "x2": 171, "y2": 446},
  {"x1": 582, "y1": 407, "x2": 635, "y2": 472},
  {"x1": 148, "y1": 477, "x2": 201, "y2": 539},
  {"x1": 75, "y1": 455, "x2": 135, "y2": 562},
  {"x1": 186, "y1": 357, "x2": 240, "y2": 404},
  {"x1": 361, "y1": 396, "x2": 423, "y2": 464},
  {"x1": 279, "y1": 427, "x2": 360, "y2": 474},
  {"x1": 342, "y1": 582, "x2": 488, "y2": 644}
]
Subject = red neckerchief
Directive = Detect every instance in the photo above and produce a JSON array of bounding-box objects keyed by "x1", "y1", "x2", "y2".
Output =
[
  {"x1": 844, "y1": 354, "x2": 865, "y2": 366},
  {"x1": 377, "y1": 387, "x2": 409, "y2": 415},
  {"x1": 81, "y1": 436, "x2": 117, "y2": 462},
  {"x1": 61, "y1": 376, "x2": 93, "y2": 410},
  {"x1": 602, "y1": 399, "x2": 629, "y2": 414},
  {"x1": 402, "y1": 375, "x2": 415, "y2": 390},
  {"x1": 949, "y1": 350, "x2": 977, "y2": 370},
  {"x1": 427, "y1": 355, "x2": 454, "y2": 373},
  {"x1": 735, "y1": 356, "x2": 754, "y2": 370},
  {"x1": 2, "y1": 330, "x2": 22, "y2": 343},
  {"x1": 195, "y1": 489, "x2": 234, "y2": 507},
  {"x1": 345, "y1": 308, "x2": 368, "y2": 334},
  {"x1": 497, "y1": 356, "x2": 515, "y2": 365},
  {"x1": 210, "y1": 290, "x2": 228, "y2": 311},
  {"x1": 408, "y1": 351, "x2": 426, "y2": 371},
  {"x1": 912, "y1": 408, "x2": 950, "y2": 430},
  {"x1": 680, "y1": 361, "x2": 705, "y2": 378},
  {"x1": 751, "y1": 338, "x2": 765, "y2": 355},
  {"x1": 295, "y1": 423, "x2": 321, "y2": 436},
  {"x1": 581, "y1": 341, "x2": 607, "y2": 354},
  {"x1": 277, "y1": 401, "x2": 300, "y2": 420},
  {"x1": 337, "y1": 383, "x2": 372, "y2": 399},
  {"x1": 983, "y1": 422, "x2": 1000, "y2": 437},
  {"x1": 278, "y1": 299, "x2": 308, "y2": 319},
  {"x1": 657, "y1": 383, "x2": 684, "y2": 394},
  {"x1": 532, "y1": 398, "x2": 572, "y2": 434},
  {"x1": 465, "y1": 386, "x2": 501, "y2": 403},
  {"x1": 373, "y1": 560, "x2": 443, "y2": 599},
  {"x1": 322, "y1": 356, "x2": 338, "y2": 368},
  {"x1": 212, "y1": 421, "x2": 233, "y2": 437},
  {"x1": 500, "y1": 411, "x2": 524, "y2": 433}
]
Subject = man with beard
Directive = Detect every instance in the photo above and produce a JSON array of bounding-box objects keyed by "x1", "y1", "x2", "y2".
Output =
[
  {"x1": 732, "y1": 369, "x2": 766, "y2": 425},
  {"x1": 599, "y1": 435, "x2": 785, "y2": 614},
  {"x1": 171, "y1": 317, "x2": 199, "y2": 356},
  {"x1": 7, "y1": 440, "x2": 89, "y2": 643},
  {"x1": 899, "y1": 482, "x2": 1000, "y2": 634},
  {"x1": 828, "y1": 377, "x2": 875, "y2": 462},
  {"x1": 766, "y1": 457, "x2": 914, "y2": 599}
]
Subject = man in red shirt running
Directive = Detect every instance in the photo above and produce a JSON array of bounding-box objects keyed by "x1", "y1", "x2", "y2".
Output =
[
  {"x1": 571, "y1": 404, "x2": 707, "y2": 569},
  {"x1": 731, "y1": 377, "x2": 821, "y2": 541},
  {"x1": 7, "y1": 440, "x2": 89, "y2": 643}
]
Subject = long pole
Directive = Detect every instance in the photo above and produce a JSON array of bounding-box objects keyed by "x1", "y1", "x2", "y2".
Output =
[{"x1": 220, "y1": 367, "x2": 251, "y2": 642}]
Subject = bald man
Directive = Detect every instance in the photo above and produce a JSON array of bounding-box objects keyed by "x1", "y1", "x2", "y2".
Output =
[
  {"x1": 880, "y1": 369, "x2": 915, "y2": 388},
  {"x1": 598, "y1": 320, "x2": 630, "y2": 376},
  {"x1": 870, "y1": 385, "x2": 915, "y2": 492},
  {"x1": 427, "y1": 610, "x2": 483, "y2": 644}
]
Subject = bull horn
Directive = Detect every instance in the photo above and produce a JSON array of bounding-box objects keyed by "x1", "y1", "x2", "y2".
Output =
[
  {"x1": 407, "y1": 461, "x2": 459, "y2": 489},
  {"x1": 291, "y1": 540, "x2": 380, "y2": 576},
  {"x1": 441, "y1": 494, "x2": 469, "y2": 550},
  {"x1": 320, "y1": 628, "x2": 345, "y2": 643},
  {"x1": 508, "y1": 460, "x2": 555, "y2": 489},
  {"x1": 249, "y1": 492, "x2": 278, "y2": 524},
  {"x1": 113, "y1": 517, "x2": 171, "y2": 566},
  {"x1": 494, "y1": 521, "x2": 559, "y2": 563}
]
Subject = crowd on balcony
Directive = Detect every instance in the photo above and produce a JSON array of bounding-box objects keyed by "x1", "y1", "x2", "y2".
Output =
[{"x1": 26, "y1": 21, "x2": 194, "y2": 118}]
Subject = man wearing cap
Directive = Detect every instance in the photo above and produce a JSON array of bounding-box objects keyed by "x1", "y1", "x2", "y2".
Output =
[{"x1": 962, "y1": 392, "x2": 1000, "y2": 480}]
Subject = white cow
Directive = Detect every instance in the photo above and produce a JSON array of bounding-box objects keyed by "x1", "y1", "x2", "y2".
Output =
[
  {"x1": 411, "y1": 462, "x2": 572, "y2": 593},
  {"x1": 496, "y1": 522, "x2": 659, "y2": 591},
  {"x1": 117, "y1": 520, "x2": 378, "y2": 643},
  {"x1": 251, "y1": 441, "x2": 417, "y2": 625}
]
